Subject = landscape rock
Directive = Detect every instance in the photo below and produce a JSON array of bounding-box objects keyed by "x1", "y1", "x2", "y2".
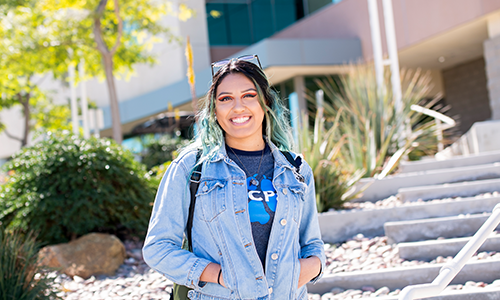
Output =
[{"x1": 38, "y1": 233, "x2": 126, "y2": 279}]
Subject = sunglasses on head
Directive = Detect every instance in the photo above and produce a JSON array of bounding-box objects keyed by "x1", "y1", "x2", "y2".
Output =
[{"x1": 211, "y1": 54, "x2": 262, "y2": 77}]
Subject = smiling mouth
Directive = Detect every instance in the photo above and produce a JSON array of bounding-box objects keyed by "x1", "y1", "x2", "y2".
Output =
[{"x1": 231, "y1": 116, "x2": 251, "y2": 124}]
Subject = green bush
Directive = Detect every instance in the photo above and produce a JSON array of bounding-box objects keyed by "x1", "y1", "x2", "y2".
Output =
[
  {"x1": 298, "y1": 110, "x2": 364, "y2": 212},
  {"x1": 141, "y1": 135, "x2": 189, "y2": 170},
  {"x1": 0, "y1": 133, "x2": 156, "y2": 244},
  {"x1": 0, "y1": 228, "x2": 61, "y2": 300},
  {"x1": 315, "y1": 64, "x2": 446, "y2": 178}
]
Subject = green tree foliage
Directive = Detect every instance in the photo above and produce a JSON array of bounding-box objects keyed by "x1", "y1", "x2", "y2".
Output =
[
  {"x1": 141, "y1": 135, "x2": 189, "y2": 170},
  {"x1": 0, "y1": 228, "x2": 61, "y2": 300},
  {"x1": 40, "y1": 0, "x2": 192, "y2": 143},
  {"x1": 0, "y1": 0, "x2": 191, "y2": 146},
  {"x1": 0, "y1": 133, "x2": 156, "y2": 244},
  {"x1": 0, "y1": 1, "x2": 72, "y2": 147}
]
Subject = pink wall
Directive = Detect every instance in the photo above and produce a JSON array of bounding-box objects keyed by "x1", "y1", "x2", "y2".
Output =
[{"x1": 273, "y1": 0, "x2": 500, "y2": 61}]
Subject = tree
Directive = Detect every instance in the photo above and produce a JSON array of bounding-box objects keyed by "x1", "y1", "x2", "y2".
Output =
[
  {"x1": 0, "y1": 1, "x2": 72, "y2": 147},
  {"x1": 0, "y1": 0, "x2": 192, "y2": 148},
  {"x1": 42, "y1": 0, "x2": 193, "y2": 144}
]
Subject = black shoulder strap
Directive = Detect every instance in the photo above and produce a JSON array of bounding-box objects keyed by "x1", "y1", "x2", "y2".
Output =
[
  {"x1": 280, "y1": 150, "x2": 304, "y2": 182},
  {"x1": 187, "y1": 151, "x2": 202, "y2": 252}
]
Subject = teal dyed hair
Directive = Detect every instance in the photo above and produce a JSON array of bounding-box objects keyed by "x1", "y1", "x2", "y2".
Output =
[{"x1": 185, "y1": 59, "x2": 294, "y2": 166}]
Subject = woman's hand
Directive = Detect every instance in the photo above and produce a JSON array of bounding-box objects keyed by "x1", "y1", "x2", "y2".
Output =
[
  {"x1": 297, "y1": 256, "x2": 321, "y2": 289},
  {"x1": 200, "y1": 263, "x2": 226, "y2": 288}
]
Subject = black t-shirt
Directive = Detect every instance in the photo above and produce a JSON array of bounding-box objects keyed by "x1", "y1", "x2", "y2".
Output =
[{"x1": 226, "y1": 144, "x2": 276, "y2": 268}]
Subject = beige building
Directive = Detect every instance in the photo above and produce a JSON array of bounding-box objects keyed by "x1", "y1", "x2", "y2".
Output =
[{"x1": 2, "y1": 0, "x2": 500, "y2": 161}]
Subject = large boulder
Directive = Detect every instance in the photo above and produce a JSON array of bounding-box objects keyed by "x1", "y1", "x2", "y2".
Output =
[{"x1": 38, "y1": 233, "x2": 126, "y2": 279}]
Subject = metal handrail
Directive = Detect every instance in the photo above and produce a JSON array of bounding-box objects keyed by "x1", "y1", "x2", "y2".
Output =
[
  {"x1": 399, "y1": 203, "x2": 500, "y2": 300},
  {"x1": 410, "y1": 105, "x2": 456, "y2": 152}
]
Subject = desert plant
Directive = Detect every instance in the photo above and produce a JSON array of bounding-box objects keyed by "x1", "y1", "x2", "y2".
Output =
[
  {"x1": 316, "y1": 64, "x2": 448, "y2": 178},
  {"x1": 0, "y1": 133, "x2": 156, "y2": 244},
  {"x1": 298, "y1": 109, "x2": 364, "y2": 212},
  {"x1": 0, "y1": 228, "x2": 61, "y2": 300}
]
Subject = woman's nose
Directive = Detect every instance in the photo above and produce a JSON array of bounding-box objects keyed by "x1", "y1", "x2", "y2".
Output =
[{"x1": 232, "y1": 97, "x2": 245, "y2": 112}]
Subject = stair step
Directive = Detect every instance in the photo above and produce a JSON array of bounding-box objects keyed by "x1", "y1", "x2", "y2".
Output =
[
  {"x1": 399, "y1": 150, "x2": 500, "y2": 173},
  {"x1": 374, "y1": 287, "x2": 500, "y2": 300},
  {"x1": 353, "y1": 163, "x2": 500, "y2": 202},
  {"x1": 319, "y1": 196, "x2": 500, "y2": 244},
  {"x1": 384, "y1": 213, "x2": 498, "y2": 244},
  {"x1": 306, "y1": 258, "x2": 500, "y2": 294},
  {"x1": 399, "y1": 235, "x2": 500, "y2": 261},
  {"x1": 398, "y1": 178, "x2": 500, "y2": 202}
]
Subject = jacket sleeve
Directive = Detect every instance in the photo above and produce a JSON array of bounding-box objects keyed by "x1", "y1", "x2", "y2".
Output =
[
  {"x1": 142, "y1": 155, "x2": 212, "y2": 289},
  {"x1": 298, "y1": 161, "x2": 326, "y2": 283}
]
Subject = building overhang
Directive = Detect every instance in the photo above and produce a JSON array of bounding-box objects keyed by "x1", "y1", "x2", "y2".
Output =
[{"x1": 101, "y1": 37, "x2": 362, "y2": 134}]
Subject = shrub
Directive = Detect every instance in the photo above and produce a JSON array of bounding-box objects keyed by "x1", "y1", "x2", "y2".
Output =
[
  {"x1": 0, "y1": 228, "x2": 61, "y2": 300},
  {"x1": 0, "y1": 133, "x2": 156, "y2": 244},
  {"x1": 298, "y1": 109, "x2": 364, "y2": 212},
  {"x1": 315, "y1": 64, "x2": 447, "y2": 178},
  {"x1": 141, "y1": 135, "x2": 189, "y2": 169}
]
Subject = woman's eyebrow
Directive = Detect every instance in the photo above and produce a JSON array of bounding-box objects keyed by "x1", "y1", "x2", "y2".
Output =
[
  {"x1": 217, "y1": 92, "x2": 232, "y2": 97},
  {"x1": 217, "y1": 88, "x2": 256, "y2": 98}
]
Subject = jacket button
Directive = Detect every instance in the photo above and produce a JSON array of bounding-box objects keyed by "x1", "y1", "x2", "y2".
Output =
[
  {"x1": 202, "y1": 185, "x2": 208, "y2": 192},
  {"x1": 280, "y1": 219, "x2": 287, "y2": 226},
  {"x1": 271, "y1": 253, "x2": 278, "y2": 260},
  {"x1": 282, "y1": 188, "x2": 288, "y2": 195},
  {"x1": 269, "y1": 287, "x2": 273, "y2": 294}
]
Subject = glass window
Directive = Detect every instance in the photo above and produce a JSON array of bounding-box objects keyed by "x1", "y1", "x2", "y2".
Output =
[
  {"x1": 206, "y1": 0, "x2": 301, "y2": 46},
  {"x1": 307, "y1": 0, "x2": 331, "y2": 14},
  {"x1": 275, "y1": 0, "x2": 298, "y2": 31},
  {"x1": 227, "y1": 4, "x2": 252, "y2": 44},
  {"x1": 251, "y1": 0, "x2": 274, "y2": 41},
  {"x1": 206, "y1": 3, "x2": 229, "y2": 45}
]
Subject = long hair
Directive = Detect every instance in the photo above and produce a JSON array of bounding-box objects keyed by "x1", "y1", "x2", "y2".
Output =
[{"x1": 186, "y1": 59, "x2": 293, "y2": 166}]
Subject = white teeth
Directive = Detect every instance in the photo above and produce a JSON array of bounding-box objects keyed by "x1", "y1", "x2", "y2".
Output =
[{"x1": 231, "y1": 116, "x2": 250, "y2": 124}]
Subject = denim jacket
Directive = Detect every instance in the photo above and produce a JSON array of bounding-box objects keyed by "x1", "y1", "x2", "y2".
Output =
[{"x1": 143, "y1": 139, "x2": 326, "y2": 300}]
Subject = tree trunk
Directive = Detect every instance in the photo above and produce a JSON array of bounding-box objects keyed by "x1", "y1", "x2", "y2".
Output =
[
  {"x1": 102, "y1": 53, "x2": 122, "y2": 144},
  {"x1": 93, "y1": 0, "x2": 124, "y2": 144},
  {"x1": 21, "y1": 93, "x2": 30, "y2": 147}
]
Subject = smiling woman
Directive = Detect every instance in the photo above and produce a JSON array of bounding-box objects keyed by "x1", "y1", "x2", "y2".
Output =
[
  {"x1": 143, "y1": 56, "x2": 326, "y2": 300},
  {"x1": 215, "y1": 73, "x2": 265, "y2": 150}
]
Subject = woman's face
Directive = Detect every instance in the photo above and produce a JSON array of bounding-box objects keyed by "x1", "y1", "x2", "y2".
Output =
[{"x1": 215, "y1": 72, "x2": 265, "y2": 150}]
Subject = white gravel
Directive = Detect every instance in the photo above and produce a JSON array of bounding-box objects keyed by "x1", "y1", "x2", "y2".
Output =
[
  {"x1": 50, "y1": 191, "x2": 500, "y2": 299},
  {"x1": 49, "y1": 233, "x2": 500, "y2": 299}
]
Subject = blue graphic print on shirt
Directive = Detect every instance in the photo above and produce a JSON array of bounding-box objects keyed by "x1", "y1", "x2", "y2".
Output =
[{"x1": 247, "y1": 174, "x2": 277, "y2": 225}]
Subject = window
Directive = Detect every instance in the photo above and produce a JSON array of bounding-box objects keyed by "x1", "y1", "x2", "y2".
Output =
[
  {"x1": 206, "y1": 0, "x2": 299, "y2": 46},
  {"x1": 206, "y1": 0, "x2": 343, "y2": 46}
]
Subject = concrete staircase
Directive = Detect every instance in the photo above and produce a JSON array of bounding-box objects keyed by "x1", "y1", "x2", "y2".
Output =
[{"x1": 309, "y1": 150, "x2": 500, "y2": 299}]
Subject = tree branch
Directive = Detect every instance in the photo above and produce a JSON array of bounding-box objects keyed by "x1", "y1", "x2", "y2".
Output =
[
  {"x1": 3, "y1": 128, "x2": 22, "y2": 142},
  {"x1": 93, "y1": 0, "x2": 122, "y2": 56},
  {"x1": 110, "y1": 0, "x2": 123, "y2": 56},
  {"x1": 94, "y1": 0, "x2": 110, "y2": 55}
]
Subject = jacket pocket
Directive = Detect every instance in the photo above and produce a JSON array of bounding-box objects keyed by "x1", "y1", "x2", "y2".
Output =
[
  {"x1": 292, "y1": 254, "x2": 302, "y2": 298},
  {"x1": 196, "y1": 179, "x2": 227, "y2": 222}
]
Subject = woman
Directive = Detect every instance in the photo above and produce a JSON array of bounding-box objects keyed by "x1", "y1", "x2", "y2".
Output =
[{"x1": 143, "y1": 55, "x2": 325, "y2": 300}]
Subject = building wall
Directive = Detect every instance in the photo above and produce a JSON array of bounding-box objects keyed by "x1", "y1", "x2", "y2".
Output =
[
  {"x1": 485, "y1": 16, "x2": 500, "y2": 120},
  {"x1": 273, "y1": 0, "x2": 500, "y2": 61},
  {"x1": 442, "y1": 57, "x2": 491, "y2": 134}
]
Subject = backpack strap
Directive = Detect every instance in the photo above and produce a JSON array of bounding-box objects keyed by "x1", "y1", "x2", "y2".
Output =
[
  {"x1": 280, "y1": 150, "x2": 304, "y2": 183},
  {"x1": 187, "y1": 151, "x2": 202, "y2": 252}
]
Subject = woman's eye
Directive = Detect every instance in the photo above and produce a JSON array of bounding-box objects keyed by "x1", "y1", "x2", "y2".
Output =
[
  {"x1": 218, "y1": 96, "x2": 232, "y2": 102},
  {"x1": 243, "y1": 93, "x2": 257, "y2": 98}
]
